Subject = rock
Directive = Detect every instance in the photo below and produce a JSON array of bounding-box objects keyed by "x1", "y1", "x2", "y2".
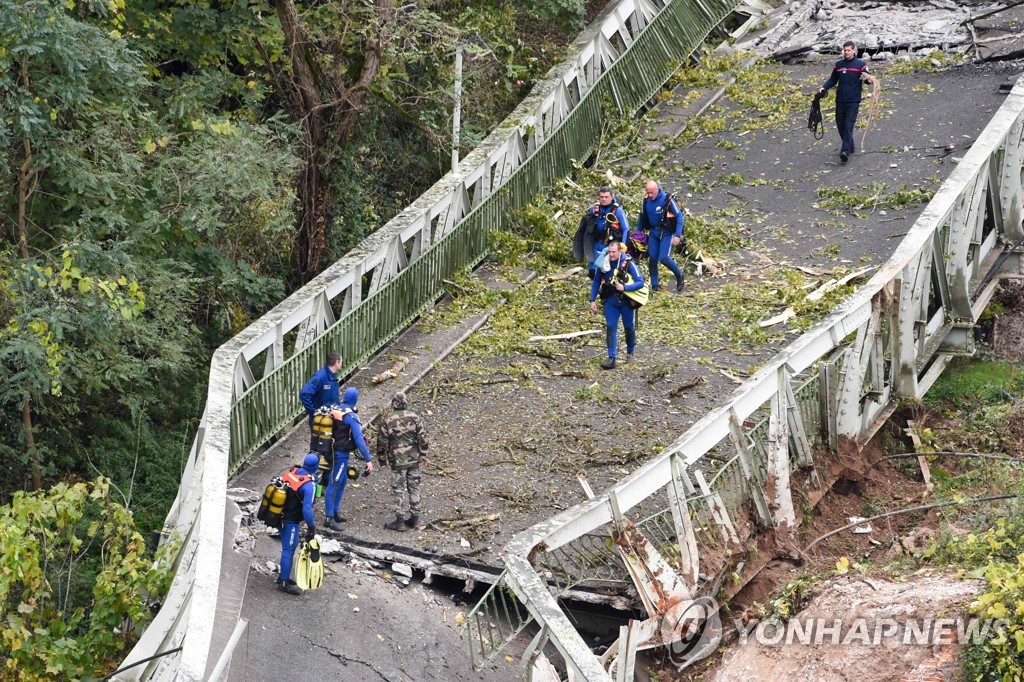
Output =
[
  {"x1": 814, "y1": 9, "x2": 827, "y2": 21},
  {"x1": 930, "y1": 58, "x2": 942, "y2": 68},
  {"x1": 713, "y1": 43, "x2": 735, "y2": 56},
  {"x1": 392, "y1": 562, "x2": 413, "y2": 578},
  {"x1": 318, "y1": 538, "x2": 344, "y2": 555},
  {"x1": 227, "y1": 487, "x2": 259, "y2": 503},
  {"x1": 871, "y1": 51, "x2": 890, "y2": 61},
  {"x1": 395, "y1": 577, "x2": 411, "y2": 588}
]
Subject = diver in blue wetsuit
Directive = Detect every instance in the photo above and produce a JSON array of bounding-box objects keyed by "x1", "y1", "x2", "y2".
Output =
[
  {"x1": 589, "y1": 240, "x2": 645, "y2": 370},
  {"x1": 587, "y1": 186, "x2": 630, "y2": 277},
  {"x1": 324, "y1": 387, "x2": 375, "y2": 530},
  {"x1": 278, "y1": 453, "x2": 318, "y2": 595},
  {"x1": 637, "y1": 181, "x2": 684, "y2": 294}
]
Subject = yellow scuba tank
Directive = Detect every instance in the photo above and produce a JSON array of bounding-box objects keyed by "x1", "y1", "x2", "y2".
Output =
[
  {"x1": 256, "y1": 477, "x2": 287, "y2": 528},
  {"x1": 311, "y1": 407, "x2": 334, "y2": 454}
]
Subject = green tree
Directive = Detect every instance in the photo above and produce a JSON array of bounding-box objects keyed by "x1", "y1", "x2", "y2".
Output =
[
  {"x1": 0, "y1": 477, "x2": 174, "y2": 680},
  {"x1": 1, "y1": 0, "x2": 299, "y2": 495}
]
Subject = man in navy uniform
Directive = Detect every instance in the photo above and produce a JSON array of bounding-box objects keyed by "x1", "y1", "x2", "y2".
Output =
[{"x1": 819, "y1": 40, "x2": 877, "y2": 162}]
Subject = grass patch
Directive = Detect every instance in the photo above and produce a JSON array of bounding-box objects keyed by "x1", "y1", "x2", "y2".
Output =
[{"x1": 925, "y1": 360, "x2": 1024, "y2": 409}]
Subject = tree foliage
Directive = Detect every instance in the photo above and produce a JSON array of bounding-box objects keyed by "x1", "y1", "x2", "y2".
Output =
[{"x1": 0, "y1": 477, "x2": 174, "y2": 679}]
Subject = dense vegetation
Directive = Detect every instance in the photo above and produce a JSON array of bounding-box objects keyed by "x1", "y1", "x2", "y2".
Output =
[{"x1": 0, "y1": 0, "x2": 598, "y2": 675}]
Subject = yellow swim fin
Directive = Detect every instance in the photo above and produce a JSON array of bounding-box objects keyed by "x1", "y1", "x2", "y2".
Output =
[
  {"x1": 306, "y1": 538, "x2": 324, "y2": 590},
  {"x1": 293, "y1": 540, "x2": 312, "y2": 590}
]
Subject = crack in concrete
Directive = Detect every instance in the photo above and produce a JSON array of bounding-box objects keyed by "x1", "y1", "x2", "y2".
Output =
[{"x1": 300, "y1": 634, "x2": 403, "y2": 682}]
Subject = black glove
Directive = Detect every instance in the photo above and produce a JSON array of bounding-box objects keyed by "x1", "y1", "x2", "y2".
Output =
[{"x1": 305, "y1": 527, "x2": 316, "y2": 541}]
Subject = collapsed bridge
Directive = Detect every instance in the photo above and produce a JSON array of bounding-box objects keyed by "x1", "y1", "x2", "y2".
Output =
[{"x1": 108, "y1": 0, "x2": 1024, "y2": 679}]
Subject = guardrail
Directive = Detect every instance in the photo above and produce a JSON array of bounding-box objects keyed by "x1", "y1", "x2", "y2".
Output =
[
  {"x1": 113, "y1": 0, "x2": 740, "y2": 678},
  {"x1": 496, "y1": 81, "x2": 1024, "y2": 680}
]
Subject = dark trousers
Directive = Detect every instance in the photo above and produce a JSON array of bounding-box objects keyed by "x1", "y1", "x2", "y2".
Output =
[{"x1": 835, "y1": 101, "x2": 860, "y2": 155}]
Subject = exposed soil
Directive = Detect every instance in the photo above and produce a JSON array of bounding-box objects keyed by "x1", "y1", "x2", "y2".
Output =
[
  {"x1": 992, "y1": 280, "x2": 1024, "y2": 361},
  {"x1": 706, "y1": 572, "x2": 981, "y2": 682}
]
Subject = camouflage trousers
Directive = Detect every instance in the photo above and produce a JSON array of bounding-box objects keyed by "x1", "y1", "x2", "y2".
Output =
[{"x1": 391, "y1": 466, "x2": 421, "y2": 516}]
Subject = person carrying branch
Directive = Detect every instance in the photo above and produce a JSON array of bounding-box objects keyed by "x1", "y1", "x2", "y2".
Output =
[{"x1": 818, "y1": 40, "x2": 877, "y2": 163}]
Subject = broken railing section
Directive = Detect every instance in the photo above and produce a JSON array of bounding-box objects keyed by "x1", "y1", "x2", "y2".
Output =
[
  {"x1": 489, "y1": 82, "x2": 1024, "y2": 681},
  {"x1": 469, "y1": 365, "x2": 832, "y2": 676}
]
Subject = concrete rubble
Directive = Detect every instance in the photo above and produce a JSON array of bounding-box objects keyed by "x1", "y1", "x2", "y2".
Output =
[{"x1": 734, "y1": 0, "x2": 1024, "y2": 64}]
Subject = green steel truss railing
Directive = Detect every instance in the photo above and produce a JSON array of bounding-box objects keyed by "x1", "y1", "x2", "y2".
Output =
[{"x1": 115, "y1": 0, "x2": 743, "y2": 679}]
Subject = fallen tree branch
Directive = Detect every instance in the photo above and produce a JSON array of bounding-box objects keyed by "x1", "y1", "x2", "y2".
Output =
[
  {"x1": 547, "y1": 266, "x2": 583, "y2": 282},
  {"x1": 759, "y1": 307, "x2": 795, "y2": 328},
  {"x1": 528, "y1": 329, "x2": 602, "y2": 342},
  {"x1": 371, "y1": 356, "x2": 408, "y2": 384},
  {"x1": 805, "y1": 265, "x2": 875, "y2": 302},
  {"x1": 670, "y1": 375, "x2": 707, "y2": 397},
  {"x1": 441, "y1": 278, "x2": 470, "y2": 295}
]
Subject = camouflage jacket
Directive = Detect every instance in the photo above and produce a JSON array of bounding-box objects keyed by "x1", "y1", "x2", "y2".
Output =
[{"x1": 377, "y1": 409, "x2": 429, "y2": 469}]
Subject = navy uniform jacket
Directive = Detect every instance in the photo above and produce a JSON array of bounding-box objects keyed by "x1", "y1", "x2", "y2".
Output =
[
  {"x1": 821, "y1": 58, "x2": 870, "y2": 103},
  {"x1": 299, "y1": 365, "x2": 339, "y2": 415}
]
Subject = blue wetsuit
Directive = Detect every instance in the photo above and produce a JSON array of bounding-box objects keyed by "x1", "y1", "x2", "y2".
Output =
[
  {"x1": 821, "y1": 57, "x2": 871, "y2": 156},
  {"x1": 325, "y1": 387, "x2": 372, "y2": 520},
  {"x1": 279, "y1": 457, "x2": 317, "y2": 584},
  {"x1": 637, "y1": 189, "x2": 684, "y2": 289},
  {"x1": 588, "y1": 199, "x2": 630, "y2": 274},
  {"x1": 299, "y1": 365, "x2": 339, "y2": 428},
  {"x1": 590, "y1": 252, "x2": 645, "y2": 360}
]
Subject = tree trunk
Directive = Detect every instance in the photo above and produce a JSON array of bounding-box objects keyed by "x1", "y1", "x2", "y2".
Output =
[
  {"x1": 23, "y1": 400, "x2": 40, "y2": 490},
  {"x1": 17, "y1": 138, "x2": 31, "y2": 259},
  {"x1": 17, "y1": 61, "x2": 32, "y2": 259},
  {"x1": 273, "y1": 0, "x2": 329, "y2": 283},
  {"x1": 334, "y1": 0, "x2": 395, "y2": 143},
  {"x1": 272, "y1": 0, "x2": 395, "y2": 283}
]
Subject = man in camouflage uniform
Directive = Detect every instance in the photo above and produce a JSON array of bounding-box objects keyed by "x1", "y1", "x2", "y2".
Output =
[{"x1": 378, "y1": 391, "x2": 429, "y2": 532}]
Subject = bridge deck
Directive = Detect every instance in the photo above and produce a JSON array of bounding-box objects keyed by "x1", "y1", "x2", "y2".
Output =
[{"x1": 227, "y1": 60, "x2": 1016, "y2": 680}]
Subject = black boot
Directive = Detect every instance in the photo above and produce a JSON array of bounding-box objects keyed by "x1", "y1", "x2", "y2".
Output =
[
  {"x1": 277, "y1": 579, "x2": 302, "y2": 595},
  {"x1": 675, "y1": 273, "x2": 684, "y2": 293},
  {"x1": 600, "y1": 357, "x2": 616, "y2": 370},
  {"x1": 385, "y1": 514, "x2": 406, "y2": 532},
  {"x1": 405, "y1": 514, "x2": 420, "y2": 529}
]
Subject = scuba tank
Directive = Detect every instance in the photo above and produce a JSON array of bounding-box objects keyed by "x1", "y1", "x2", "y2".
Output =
[
  {"x1": 256, "y1": 477, "x2": 287, "y2": 528},
  {"x1": 311, "y1": 406, "x2": 334, "y2": 454}
]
